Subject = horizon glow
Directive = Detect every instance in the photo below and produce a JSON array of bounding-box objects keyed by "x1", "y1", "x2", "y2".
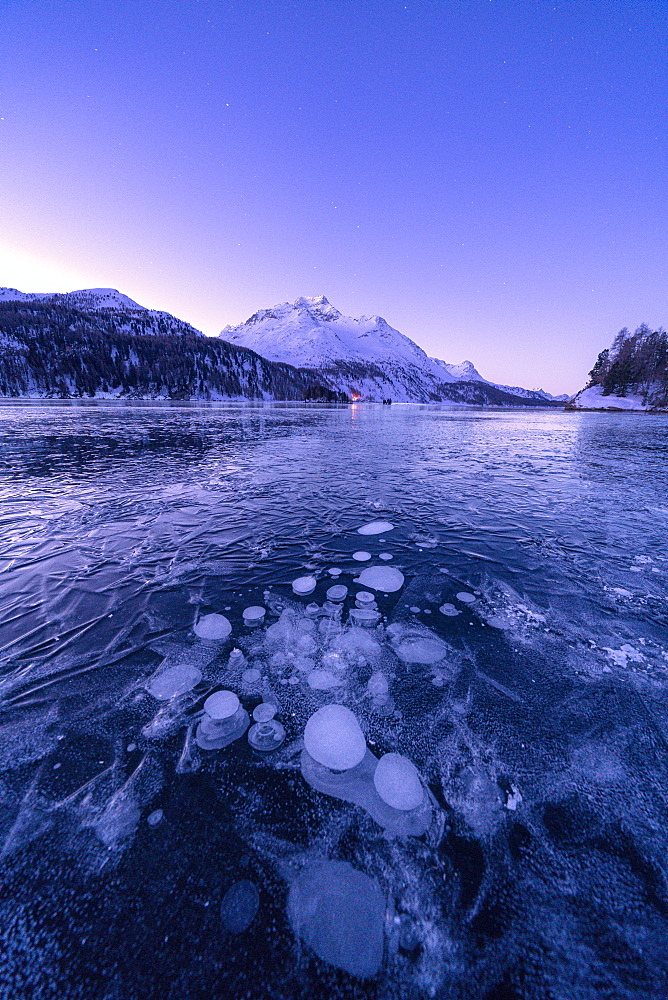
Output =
[{"x1": 1, "y1": 1, "x2": 666, "y2": 394}]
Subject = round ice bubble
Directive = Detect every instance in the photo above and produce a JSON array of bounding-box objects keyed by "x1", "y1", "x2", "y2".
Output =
[
  {"x1": 367, "y1": 672, "x2": 389, "y2": 696},
  {"x1": 439, "y1": 603, "x2": 460, "y2": 617},
  {"x1": 248, "y1": 720, "x2": 286, "y2": 752},
  {"x1": 204, "y1": 690, "x2": 240, "y2": 720},
  {"x1": 292, "y1": 575, "x2": 317, "y2": 596},
  {"x1": 220, "y1": 880, "x2": 260, "y2": 933},
  {"x1": 326, "y1": 585, "x2": 348, "y2": 603},
  {"x1": 356, "y1": 566, "x2": 405, "y2": 593},
  {"x1": 395, "y1": 637, "x2": 448, "y2": 664},
  {"x1": 328, "y1": 567, "x2": 342, "y2": 577},
  {"x1": 373, "y1": 753, "x2": 424, "y2": 811},
  {"x1": 228, "y1": 648, "x2": 247, "y2": 668},
  {"x1": 357, "y1": 520, "x2": 394, "y2": 536},
  {"x1": 253, "y1": 702, "x2": 277, "y2": 723},
  {"x1": 352, "y1": 551, "x2": 372, "y2": 562},
  {"x1": 241, "y1": 667, "x2": 262, "y2": 684},
  {"x1": 355, "y1": 591, "x2": 376, "y2": 606},
  {"x1": 194, "y1": 613, "x2": 232, "y2": 641},
  {"x1": 304, "y1": 704, "x2": 367, "y2": 771},
  {"x1": 147, "y1": 664, "x2": 202, "y2": 701},
  {"x1": 379, "y1": 552, "x2": 393, "y2": 560},
  {"x1": 243, "y1": 605, "x2": 266, "y2": 624},
  {"x1": 456, "y1": 592, "x2": 476, "y2": 604},
  {"x1": 307, "y1": 669, "x2": 343, "y2": 690}
]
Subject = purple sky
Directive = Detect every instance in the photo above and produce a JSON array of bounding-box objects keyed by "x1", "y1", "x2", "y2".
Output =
[{"x1": 1, "y1": 0, "x2": 666, "y2": 393}]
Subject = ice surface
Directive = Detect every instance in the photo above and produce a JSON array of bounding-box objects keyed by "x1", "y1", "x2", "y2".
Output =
[
  {"x1": 220, "y1": 880, "x2": 260, "y2": 933},
  {"x1": 355, "y1": 566, "x2": 405, "y2": 592},
  {"x1": 357, "y1": 520, "x2": 395, "y2": 535},
  {"x1": 288, "y1": 860, "x2": 385, "y2": 978},
  {"x1": 373, "y1": 753, "x2": 424, "y2": 811},
  {"x1": 146, "y1": 663, "x2": 202, "y2": 701},
  {"x1": 292, "y1": 575, "x2": 317, "y2": 595},
  {"x1": 193, "y1": 613, "x2": 232, "y2": 641},
  {"x1": 303, "y1": 704, "x2": 367, "y2": 770},
  {"x1": 352, "y1": 551, "x2": 372, "y2": 561}
]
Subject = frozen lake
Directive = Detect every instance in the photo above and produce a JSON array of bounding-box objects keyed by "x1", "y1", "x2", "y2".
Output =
[{"x1": 0, "y1": 400, "x2": 667, "y2": 999}]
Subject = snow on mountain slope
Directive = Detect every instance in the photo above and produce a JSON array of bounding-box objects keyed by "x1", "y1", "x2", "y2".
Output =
[
  {"x1": 220, "y1": 296, "x2": 465, "y2": 402},
  {"x1": 222, "y1": 296, "x2": 456, "y2": 378},
  {"x1": 0, "y1": 287, "x2": 203, "y2": 336},
  {"x1": 433, "y1": 356, "x2": 566, "y2": 402},
  {"x1": 221, "y1": 296, "x2": 559, "y2": 403},
  {"x1": 0, "y1": 287, "x2": 146, "y2": 310}
]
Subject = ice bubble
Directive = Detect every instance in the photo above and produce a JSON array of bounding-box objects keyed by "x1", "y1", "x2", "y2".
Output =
[
  {"x1": 228, "y1": 648, "x2": 247, "y2": 668},
  {"x1": 367, "y1": 672, "x2": 389, "y2": 696},
  {"x1": 194, "y1": 613, "x2": 232, "y2": 641},
  {"x1": 328, "y1": 567, "x2": 342, "y2": 577},
  {"x1": 301, "y1": 749, "x2": 432, "y2": 836},
  {"x1": 352, "y1": 551, "x2": 372, "y2": 561},
  {"x1": 439, "y1": 603, "x2": 461, "y2": 617},
  {"x1": 147, "y1": 664, "x2": 202, "y2": 701},
  {"x1": 242, "y1": 605, "x2": 266, "y2": 625},
  {"x1": 253, "y1": 702, "x2": 277, "y2": 723},
  {"x1": 379, "y1": 553, "x2": 393, "y2": 560},
  {"x1": 307, "y1": 669, "x2": 343, "y2": 690},
  {"x1": 355, "y1": 591, "x2": 376, "y2": 606},
  {"x1": 241, "y1": 668, "x2": 262, "y2": 684},
  {"x1": 357, "y1": 520, "x2": 395, "y2": 535},
  {"x1": 248, "y1": 719, "x2": 286, "y2": 751},
  {"x1": 410, "y1": 606, "x2": 421, "y2": 614},
  {"x1": 292, "y1": 575, "x2": 317, "y2": 596},
  {"x1": 356, "y1": 566, "x2": 405, "y2": 593},
  {"x1": 304, "y1": 704, "x2": 367, "y2": 771},
  {"x1": 326, "y1": 585, "x2": 348, "y2": 602},
  {"x1": 294, "y1": 655, "x2": 315, "y2": 673},
  {"x1": 196, "y1": 703, "x2": 249, "y2": 750},
  {"x1": 333, "y1": 627, "x2": 381, "y2": 660},
  {"x1": 204, "y1": 690, "x2": 240, "y2": 719},
  {"x1": 288, "y1": 860, "x2": 385, "y2": 979},
  {"x1": 220, "y1": 880, "x2": 260, "y2": 933},
  {"x1": 349, "y1": 608, "x2": 381, "y2": 627},
  {"x1": 456, "y1": 592, "x2": 476, "y2": 604},
  {"x1": 147, "y1": 808, "x2": 164, "y2": 828},
  {"x1": 394, "y1": 637, "x2": 448, "y2": 664},
  {"x1": 373, "y1": 753, "x2": 424, "y2": 811}
]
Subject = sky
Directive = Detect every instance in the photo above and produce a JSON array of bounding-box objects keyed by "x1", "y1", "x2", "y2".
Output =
[{"x1": 0, "y1": 0, "x2": 666, "y2": 394}]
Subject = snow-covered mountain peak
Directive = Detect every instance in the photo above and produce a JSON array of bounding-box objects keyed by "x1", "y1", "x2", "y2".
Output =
[
  {"x1": 220, "y1": 296, "x2": 456, "y2": 380},
  {"x1": 436, "y1": 359, "x2": 485, "y2": 382}
]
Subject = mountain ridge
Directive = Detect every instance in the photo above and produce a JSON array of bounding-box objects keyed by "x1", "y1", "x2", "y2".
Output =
[{"x1": 221, "y1": 295, "x2": 562, "y2": 404}]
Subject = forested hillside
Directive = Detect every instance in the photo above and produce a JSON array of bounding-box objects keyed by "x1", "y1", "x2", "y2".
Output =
[
  {"x1": 0, "y1": 300, "x2": 346, "y2": 401},
  {"x1": 582, "y1": 325, "x2": 668, "y2": 408}
]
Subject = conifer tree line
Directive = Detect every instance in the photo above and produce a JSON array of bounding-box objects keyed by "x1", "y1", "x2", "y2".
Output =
[
  {"x1": 0, "y1": 301, "x2": 347, "y2": 401},
  {"x1": 585, "y1": 325, "x2": 668, "y2": 407}
]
